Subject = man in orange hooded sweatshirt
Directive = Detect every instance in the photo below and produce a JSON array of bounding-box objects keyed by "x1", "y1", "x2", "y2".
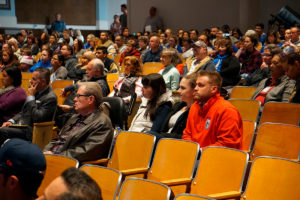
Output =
[{"x1": 182, "y1": 70, "x2": 243, "y2": 149}]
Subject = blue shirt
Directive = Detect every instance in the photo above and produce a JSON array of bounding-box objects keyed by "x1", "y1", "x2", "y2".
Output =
[
  {"x1": 142, "y1": 48, "x2": 162, "y2": 63},
  {"x1": 51, "y1": 20, "x2": 66, "y2": 32},
  {"x1": 29, "y1": 60, "x2": 52, "y2": 72}
]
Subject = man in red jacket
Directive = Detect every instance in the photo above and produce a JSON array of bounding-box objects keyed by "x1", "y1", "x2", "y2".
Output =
[{"x1": 182, "y1": 70, "x2": 243, "y2": 149}]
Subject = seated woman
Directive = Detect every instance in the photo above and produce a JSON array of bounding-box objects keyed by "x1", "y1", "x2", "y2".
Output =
[
  {"x1": 73, "y1": 38, "x2": 85, "y2": 58},
  {"x1": 118, "y1": 39, "x2": 141, "y2": 65},
  {"x1": 111, "y1": 56, "x2": 143, "y2": 103},
  {"x1": 251, "y1": 53, "x2": 295, "y2": 106},
  {"x1": 0, "y1": 65, "x2": 27, "y2": 125},
  {"x1": 50, "y1": 53, "x2": 67, "y2": 84},
  {"x1": 128, "y1": 73, "x2": 173, "y2": 133},
  {"x1": 159, "y1": 48, "x2": 181, "y2": 91},
  {"x1": 0, "y1": 48, "x2": 18, "y2": 70},
  {"x1": 151, "y1": 73, "x2": 196, "y2": 139},
  {"x1": 246, "y1": 44, "x2": 282, "y2": 86},
  {"x1": 213, "y1": 38, "x2": 241, "y2": 87}
]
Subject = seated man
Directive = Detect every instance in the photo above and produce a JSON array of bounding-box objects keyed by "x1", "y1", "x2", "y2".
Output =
[
  {"x1": 37, "y1": 167, "x2": 102, "y2": 200},
  {"x1": 182, "y1": 70, "x2": 243, "y2": 149},
  {"x1": 0, "y1": 138, "x2": 46, "y2": 200},
  {"x1": 0, "y1": 68, "x2": 57, "y2": 145},
  {"x1": 44, "y1": 82, "x2": 113, "y2": 162},
  {"x1": 286, "y1": 52, "x2": 300, "y2": 103},
  {"x1": 95, "y1": 46, "x2": 118, "y2": 73},
  {"x1": 142, "y1": 34, "x2": 162, "y2": 63}
]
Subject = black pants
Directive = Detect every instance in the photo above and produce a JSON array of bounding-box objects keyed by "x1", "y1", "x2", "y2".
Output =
[{"x1": 0, "y1": 126, "x2": 32, "y2": 145}]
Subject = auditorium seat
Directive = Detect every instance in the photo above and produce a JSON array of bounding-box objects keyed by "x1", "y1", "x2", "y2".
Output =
[
  {"x1": 142, "y1": 62, "x2": 164, "y2": 75},
  {"x1": 242, "y1": 120, "x2": 256, "y2": 152},
  {"x1": 175, "y1": 193, "x2": 215, "y2": 200},
  {"x1": 228, "y1": 99, "x2": 260, "y2": 122},
  {"x1": 230, "y1": 86, "x2": 257, "y2": 99}
]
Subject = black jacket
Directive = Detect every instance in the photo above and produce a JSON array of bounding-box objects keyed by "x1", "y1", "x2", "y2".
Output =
[{"x1": 219, "y1": 55, "x2": 241, "y2": 87}]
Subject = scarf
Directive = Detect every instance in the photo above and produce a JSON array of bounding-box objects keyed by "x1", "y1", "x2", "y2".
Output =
[
  {"x1": 0, "y1": 85, "x2": 15, "y2": 96},
  {"x1": 213, "y1": 54, "x2": 229, "y2": 72}
]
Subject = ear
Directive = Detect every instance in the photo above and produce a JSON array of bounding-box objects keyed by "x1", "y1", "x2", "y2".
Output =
[
  {"x1": 7, "y1": 175, "x2": 19, "y2": 190},
  {"x1": 89, "y1": 95, "x2": 95, "y2": 105},
  {"x1": 211, "y1": 85, "x2": 218, "y2": 95}
]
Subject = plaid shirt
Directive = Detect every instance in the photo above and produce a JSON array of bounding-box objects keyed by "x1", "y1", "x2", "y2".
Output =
[
  {"x1": 239, "y1": 49, "x2": 262, "y2": 74},
  {"x1": 51, "y1": 115, "x2": 88, "y2": 154}
]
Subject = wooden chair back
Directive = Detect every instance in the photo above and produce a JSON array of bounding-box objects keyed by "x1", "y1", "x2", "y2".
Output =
[
  {"x1": 32, "y1": 121, "x2": 55, "y2": 150},
  {"x1": 118, "y1": 178, "x2": 171, "y2": 200},
  {"x1": 259, "y1": 102, "x2": 300, "y2": 126},
  {"x1": 142, "y1": 62, "x2": 163, "y2": 75},
  {"x1": 190, "y1": 146, "x2": 248, "y2": 197},
  {"x1": 230, "y1": 86, "x2": 257, "y2": 99},
  {"x1": 81, "y1": 165, "x2": 122, "y2": 200},
  {"x1": 228, "y1": 99, "x2": 260, "y2": 122},
  {"x1": 250, "y1": 123, "x2": 300, "y2": 160},
  {"x1": 37, "y1": 154, "x2": 79, "y2": 196},
  {"x1": 175, "y1": 194, "x2": 215, "y2": 200},
  {"x1": 22, "y1": 72, "x2": 33, "y2": 80},
  {"x1": 107, "y1": 73, "x2": 119, "y2": 92},
  {"x1": 52, "y1": 80, "x2": 74, "y2": 90},
  {"x1": 53, "y1": 89, "x2": 66, "y2": 105},
  {"x1": 242, "y1": 120, "x2": 256, "y2": 152},
  {"x1": 242, "y1": 156, "x2": 300, "y2": 200}
]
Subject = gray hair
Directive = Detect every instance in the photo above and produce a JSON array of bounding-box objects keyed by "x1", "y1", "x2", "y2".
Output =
[
  {"x1": 91, "y1": 58, "x2": 105, "y2": 75},
  {"x1": 161, "y1": 48, "x2": 181, "y2": 65},
  {"x1": 78, "y1": 82, "x2": 103, "y2": 108}
]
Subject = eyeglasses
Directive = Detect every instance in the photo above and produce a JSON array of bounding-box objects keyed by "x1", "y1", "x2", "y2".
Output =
[
  {"x1": 262, "y1": 53, "x2": 272, "y2": 57},
  {"x1": 75, "y1": 94, "x2": 90, "y2": 98}
]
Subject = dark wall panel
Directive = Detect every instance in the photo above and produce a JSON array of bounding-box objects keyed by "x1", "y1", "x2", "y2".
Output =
[{"x1": 15, "y1": 0, "x2": 96, "y2": 25}]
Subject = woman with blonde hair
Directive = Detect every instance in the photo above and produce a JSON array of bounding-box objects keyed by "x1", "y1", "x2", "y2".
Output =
[{"x1": 112, "y1": 56, "x2": 143, "y2": 103}]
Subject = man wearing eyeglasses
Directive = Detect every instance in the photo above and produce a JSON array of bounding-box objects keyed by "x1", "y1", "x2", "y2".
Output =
[{"x1": 43, "y1": 82, "x2": 113, "y2": 162}]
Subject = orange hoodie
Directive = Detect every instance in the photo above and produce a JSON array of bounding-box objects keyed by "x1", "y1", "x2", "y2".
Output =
[{"x1": 182, "y1": 94, "x2": 243, "y2": 149}]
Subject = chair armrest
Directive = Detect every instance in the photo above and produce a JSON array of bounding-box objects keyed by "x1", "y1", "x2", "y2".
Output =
[
  {"x1": 161, "y1": 178, "x2": 192, "y2": 186},
  {"x1": 120, "y1": 167, "x2": 149, "y2": 176},
  {"x1": 81, "y1": 158, "x2": 109, "y2": 166},
  {"x1": 34, "y1": 121, "x2": 55, "y2": 126},
  {"x1": 208, "y1": 191, "x2": 241, "y2": 199}
]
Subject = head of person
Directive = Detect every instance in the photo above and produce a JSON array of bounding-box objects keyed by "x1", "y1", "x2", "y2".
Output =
[
  {"x1": 85, "y1": 58, "x2": 105, "y2": 80},
  {"x1": 95, "y1": 46, "x2": 108, "y2": 60},
  {"x1": 1, "y1": 65, "x2": 22, "y2": 88},
  {"x1": 49, "y1": 34, "x2": 57, "y2": 45},
  {"x1": 232, "y1": 27, "x2": 243, "y2": 39},
  {"x1": 160, "y1": 48, "x2": 180, "y2": 66},
  {"x1": 40, "y1": 49, "x2": 52, "y2": 64},
  {"x1": 286, "y1": 52, "x2": 300, "y2": 80},
  {"x1": 1, "y1": 49, "x2": 15, "y2": 64},
  {"x1": 37, "y1": 167, "x2": 102, "y2": 200},
  {"x1": 27, "y1": 34, "x2": 36, "y2": 45},
  {"x1": 167, "y1": 35, "x2": 178, "y2": 48},
  {"x1": 266, "y1": 30, "x2": 280, "y2": 44},
  {"x1": 255, "y1": 23, "x2": 264, "y2": 36},
  {"x1": 165, "y1": 29, "x2": 173, "y2": 38},
  {"x1": 100, "y1": 32, "x2": 109, "y2": 42},
  {"x1": 243, "y1": 34, "x2": 258, "y2": 51},
  {"x1": 189, "y1": 29, "x2": 199, "y2": 41},
  {"x1": 149, "y1": 6, "x2": 157, "y2": 17},
  {"x1": 290, "y1": 27, "x2": 300, "y2": 43},
  {"x1": 113, "y1": 15, "x2": 120, "y2": 23},
  {"x1": 183, "y1": 31, "x2": 189, "y2": 40},
  {"x1": 210, "y1": 27, "x2": 219, "y2": 37},
  {"x1": 182, "y1": 39, "x2": 193, "y2": 50},
  {"x1": 122, "y1": 28, "x2": 130, "y2": 37},
  {"x1": 86, "y1": 34, "x2": 95, "y2": 44},
  {"x1": 149, "y1": 35, "x2": 160, "y2": 51},
  {"x1": 142, "y1": 73, "x2": 167, "y2": 120},
  {"x1": 20, "y1": 56, "x2": 34, "y2": 71},
  {"x1": 122, "y1": 56, "x2": 142, "y2": 76},
  {"x1": 218, "y1": 38, "x2": 233, "y2": 56},
  {"x1": 55, "y1": 13, "x2": 62, "y2": 21},
  {"x1": 285, "y1": 29, "x2": 292, "y2": 40},
  {"x1": 0, "y1": 138, "x2": 46, "y2": 200},
  {"x1": 51, "y1": 53, "x2": 64, "y2": 70},
  {"x1": 60, "y1": 45, "x2": 73, "y2": 58},
  {"x1": 194, "y1": 70, "x2": 222, "y2": 103},
  {"x1": 16, "y1": 33, "x2": 24, "y2": 44},
  {"x1": 262, "y1": 44, "x2": 282, "y2": 66},
  {"x1": 121, "y1": 4, "x2": 127, "y2": 13},
  {"x1": 114, "y1": 35, "x2": 124, "y2": 47},
  {"x1": 89, "y1": 37, "x2": 99, "y2": 49},
  {"x1": 198, "y1": 34, "x2": 209, "y2": 45},
  {"x1": 216, "y1": 30, "x2": 224, "y2": 39},
  {"x1": 138, "y1": 36, "x2": 149, "y2": 50},
  {"x1": 31, "y1": 67, "x2": 50, "y2": 92},
  {"x1": 160, "y1": 33, "x2": 167, "y2": 44},
  {"x1": 81, "y1": 51, "x2": 96, "y2": 66},
  {"x1": 8, "y1": 38, "x2": 18, "y2": 51},
  {"x1": 73, "y1": 38, "x2": 84, "y2": 51},
  {"x1": 177, "y1": 29, "x2": 184, "y2": 38},
  {"x1": 192, "y1": 41, "x2": 208, "y2": 61},
  {"x1": 126, "y1": 40, "x2": 137, "y2": 52},
  {"x1": 270, "y1": 53, "x2": 287, "y2": 80},
  {"x1": 179, "y1": 73, "x2": 197, "y2": 105},
  {"x1": 74, "y1": 82, "x2": 103, "y2": 115}
]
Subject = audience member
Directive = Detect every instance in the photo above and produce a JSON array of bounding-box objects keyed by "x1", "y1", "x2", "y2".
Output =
[
  {"x1": 182, "y1": 70, "x2": 243, "y2": 149},
  {"x1": 144, "y1": 6, "x2": 164, "y2": 33},
  {"x1": 19, "y1": 55, "x2": 34, "y2": 72},
  {"x1": 119, "y1": 39, "x2": 141, "y2": 65},
  {"x1": 142, "y1": 35, "x2": 162, "y2": 63},
  {"x1": 84, "y1": 34, "x2": 95, "y2": 50},
  {"x1": 44, "y1": 82, "x2": 113, "y2": 162},
  {"x1": 62, "y1": 29, "x2": 73, "y2": 46},
  {"x1": 181, "y1": 39, "x2": 193, "y2": 59},
  {"x1": 286, "y1": 52, "x2": 300, "y2": 103},
  {"x1": 251, "y1": 53, "x2": 295, "y2": 106},
  {"x1": 73, "y1": 38, "x2": 85, "y2": 58},
  {"x1": 185, "y1": 41, "x2": 215, "y2": 75},
  {"x1": 0, "y1": 68, "x2": 57, "y2": 145},
  {"x1": 50, "y1": 53, "x2": 67, "y2": 83},
  {"x1": 159, "y1": 48, "x2": 180, "y2": 90},
  {"x1": 282, "y1": 26, "x2": 300, "y2": 53},
  {"x1": 110, "y1": 15, "x2": 122, "y2": 37},
  {"x1": 260, "y1": 30, "x2": 282, "y2": 53},
  {"x1": 213, "y1": 38, "x2": 241, "y2": 87},
  {"x1": 112, "y1": 56, "x2": 143, "y2": 103},
  {"x1": 37, "y1": 167, "x2": 102, "y2": 200},
  {"x1": 60, "y1": 44, "x2": 78, "y2": 72},
  {"x1": 28, "y1": 49, "x2": 52, "y2": 72},
  {"x1": 75, "y1": 29, "x2": 84, "y2": 42},
  {"x1": 0, "y1": 48, "x2": 18, "y2": 70},
  {"x1": 166, "y1": 35, "x2": 182, "y2": 53},
  {"x1": 49, "y1": 34, "x2": 59, "y2": 52},
  {"x1": 129, "y1": 73, "x2": 172, "y2": 132},
  {"x1": 110, "y1": 35, "x2": 127, "y2": 56},
  {"x1": 51, "y1": 13, "x2": 67, "y2": 33},
  {"x1": 255, "y1": 23, "x2": 267, "y2": 44},
  {"x1": 0, "y1": 138, "x2": 46, "y2": 200},
  {"x1": 0, "y1": 66, "x2": 26, "y2": 126},
  {"x1": 98, "y1": 32, "x2": 114, "y2": 48},
  {"x1": 189, "y1": 29, "x2": 199, "y2": 42},
  {"x1": 138, "y1": 36, "x2": 149, "y2": 59},
  {"x1": 95, "y1": 46, "x2": 118, "y2": 73}
]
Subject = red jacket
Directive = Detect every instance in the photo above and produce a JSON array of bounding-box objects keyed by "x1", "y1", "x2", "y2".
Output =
[
  {"x1": 119, "y1": 49, "x2": 141, "y2": 65},
  {"x1": 182, "y1": 94, "x2": 243, "y2": 149}
]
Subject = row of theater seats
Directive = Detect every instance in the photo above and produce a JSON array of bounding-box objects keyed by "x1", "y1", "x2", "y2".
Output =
[{"x1": 38, "y1": 144, "x2": 300, "y2": 200}]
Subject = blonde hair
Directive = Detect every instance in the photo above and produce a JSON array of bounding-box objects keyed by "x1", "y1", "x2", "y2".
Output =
[{"x1": 161, "y1": 48, "x2": 181, "y2": 65}]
